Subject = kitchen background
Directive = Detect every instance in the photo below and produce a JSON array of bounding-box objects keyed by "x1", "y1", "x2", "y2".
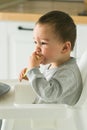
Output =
[
  {"x1": 0, "y1": 0, "x2": 87, "y2": 80},
  {"x1": 0, "y1": 0, "x2": 85, "y2": 15}
]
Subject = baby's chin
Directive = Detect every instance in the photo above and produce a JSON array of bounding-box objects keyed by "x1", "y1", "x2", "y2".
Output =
[
  {"x1": 40, "y1": 59, "x2": 50, "y2": 65},
  {"x1": 40, "y1": 59, "x2": 46, "y2": 65}
]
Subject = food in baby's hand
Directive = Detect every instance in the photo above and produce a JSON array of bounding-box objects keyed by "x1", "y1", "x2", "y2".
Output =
[{"x1": 23, "y1": 69, "x2": 29, "y2": 77}]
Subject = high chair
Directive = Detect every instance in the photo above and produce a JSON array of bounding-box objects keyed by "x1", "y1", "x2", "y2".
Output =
[{"x1": 1, "y1": 51, "x2": 87, "y2": 130}]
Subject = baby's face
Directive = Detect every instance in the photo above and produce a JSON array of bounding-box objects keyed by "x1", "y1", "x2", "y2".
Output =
[{"x1": 33, "y1": 23, "x2": 64, "y2": 65}]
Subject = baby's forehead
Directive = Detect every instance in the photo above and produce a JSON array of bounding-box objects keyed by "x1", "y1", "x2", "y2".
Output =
[
  {"x1": 34, "y1": 23, "x2": 56, "y2": 33},
  {"x1": 33, "y1": 23, "x2": 61, "y2": 40}
]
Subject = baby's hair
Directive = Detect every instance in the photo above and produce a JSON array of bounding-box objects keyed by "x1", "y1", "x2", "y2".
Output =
[{"x1": 36, "y1": 10, "x2": 76, "y2": 50}]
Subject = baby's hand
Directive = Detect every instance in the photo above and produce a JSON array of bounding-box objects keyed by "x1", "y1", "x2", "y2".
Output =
[
  {"x1": 28, "y1": 51, "x2": 44, "y2": 69},
  {"x1": 19, "y1": 68, "x2": 28, "y2": 82}
]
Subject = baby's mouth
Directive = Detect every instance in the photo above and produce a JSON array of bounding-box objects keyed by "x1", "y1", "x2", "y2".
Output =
[
  {"x1": 40, "y1": 57, "x2": 46, "y2": 64},
  {"x1": 35, "y1": 51, "x2": 46, "y2": 63}
]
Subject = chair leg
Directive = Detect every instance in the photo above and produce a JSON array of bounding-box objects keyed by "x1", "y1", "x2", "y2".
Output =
[
  {"x1": 1, "y1": 119, "x2": 32, "y2": 130},
  {"x1": 1, "y1": 119, "x2": 14, "y2": 130}
]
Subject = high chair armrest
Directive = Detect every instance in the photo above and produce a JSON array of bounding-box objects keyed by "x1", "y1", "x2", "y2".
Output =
[{"x1": 0, "y1": 104, "x2": 72, "y2": 119}]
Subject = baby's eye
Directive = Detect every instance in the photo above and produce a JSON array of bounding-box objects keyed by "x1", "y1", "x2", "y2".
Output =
[
  {"x1": 41, "y1": 42, "x2": 47, "y2": 45},
  {"x1": 34, "y1": 41, "x2": 37, "y2": 44}
]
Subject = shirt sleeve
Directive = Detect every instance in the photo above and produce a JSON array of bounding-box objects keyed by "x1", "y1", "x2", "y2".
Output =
[
  {"x1": 27, "y1": 65, "x2": 82, "y2": 105},
  {"x1": 27, "y1": 67, "x2": 63, "y2": 103}
]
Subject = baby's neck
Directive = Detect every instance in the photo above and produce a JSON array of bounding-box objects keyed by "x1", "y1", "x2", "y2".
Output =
[{"x1": 50, "y1": 56, "x2": 71, "y2": 68}]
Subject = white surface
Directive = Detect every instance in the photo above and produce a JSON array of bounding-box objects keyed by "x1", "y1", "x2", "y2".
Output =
[
  {"x1": 0, "y1": 72, "x2": 87, "y2": 130},
  {"x1": 0, "y1": 21, "x2": 35, "y2": 79},
  {"x1": 76, "y1": 24, "x2": 87, "y2": 60},
  {"x1": 0, "y1": 80, "x2": 70, "y2": 119}
]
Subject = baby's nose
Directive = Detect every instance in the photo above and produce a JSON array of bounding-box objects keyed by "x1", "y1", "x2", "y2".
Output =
[{"x1": 35, "y1": 45, "x2": 41, "y2": 52}]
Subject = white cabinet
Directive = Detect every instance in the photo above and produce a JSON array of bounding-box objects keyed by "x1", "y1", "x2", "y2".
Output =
[
  {"x1": 7, "y1": 21, "x2": 35, "y2": 79},
  {"x1": 0, "y1": 21, "x2": 35, "y2": 79},
  {"x1": 0, "y1": 21, "x2": 8, "y2": 79},
  {"x1": 0, "y1": 22, "x2": 87, "y2": 79}
]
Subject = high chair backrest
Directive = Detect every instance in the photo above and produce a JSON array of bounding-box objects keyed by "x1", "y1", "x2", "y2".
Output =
[{"x1": 76, "y1": 51, "x2": 87, "y2": 107}]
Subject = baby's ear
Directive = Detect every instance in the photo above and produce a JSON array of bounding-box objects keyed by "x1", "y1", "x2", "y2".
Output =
[{"x1": 61, "y1": 42, "x2": 71, "y2": 53}]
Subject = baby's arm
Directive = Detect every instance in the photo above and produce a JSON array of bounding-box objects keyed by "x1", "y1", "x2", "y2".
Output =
[{"x1": 26, "y1": 67, "x2": 62, "y2": 103}]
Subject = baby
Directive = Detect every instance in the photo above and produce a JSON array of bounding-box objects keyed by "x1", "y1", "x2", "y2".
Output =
[{"x1": 19, "y1": 10, "x2": 82, "y2": 105}]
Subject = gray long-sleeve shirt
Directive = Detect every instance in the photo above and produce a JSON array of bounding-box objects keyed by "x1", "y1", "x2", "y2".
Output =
[{"x1": 27, "y1": 57, "x2": 83, "y2": 105}]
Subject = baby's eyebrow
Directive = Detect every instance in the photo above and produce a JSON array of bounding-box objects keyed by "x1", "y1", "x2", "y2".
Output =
[{"x1": 41, "y1": 39, "x2": 49, "y2": 42}]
